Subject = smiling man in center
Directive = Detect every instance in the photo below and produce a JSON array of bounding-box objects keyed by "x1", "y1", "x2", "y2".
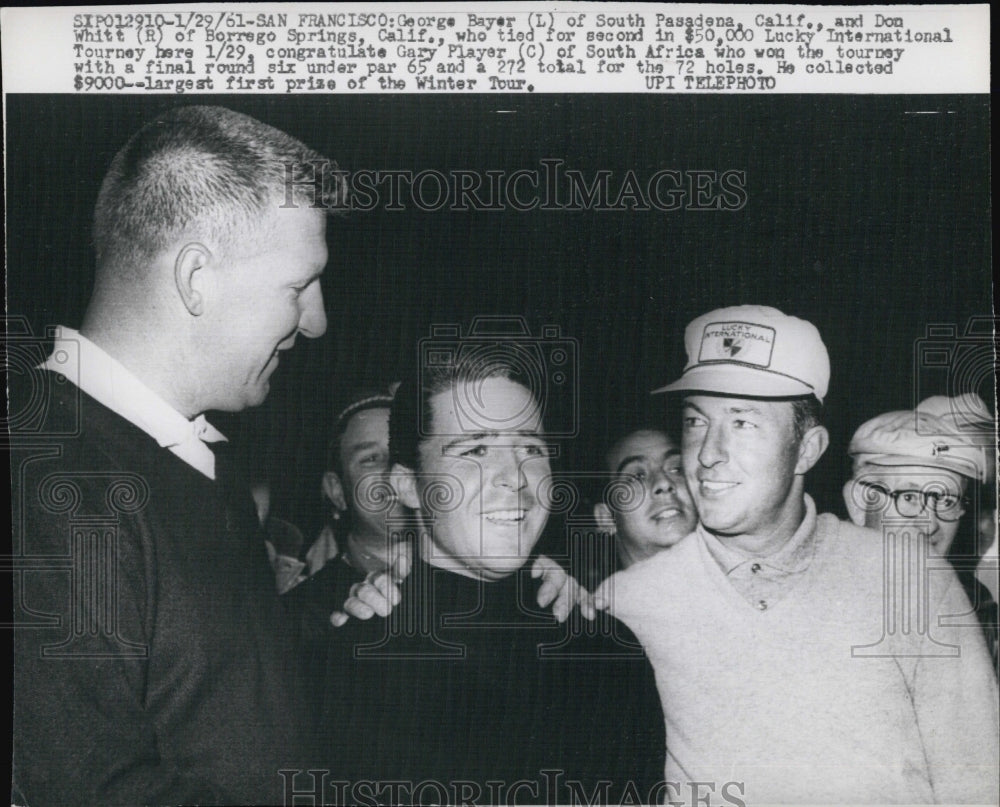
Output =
[{"x1": 310, "y1": 347, "x2": 664, "y2": 805}]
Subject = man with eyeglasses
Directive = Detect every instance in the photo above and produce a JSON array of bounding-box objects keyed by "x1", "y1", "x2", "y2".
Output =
[{"x1": 844, "y1": 394, "x2": 998, "y2": 665}]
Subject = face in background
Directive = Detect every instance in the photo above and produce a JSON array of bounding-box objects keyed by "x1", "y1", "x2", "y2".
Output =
[
  {"x1": 396, "y1": 376, "x2": 552, "y2": 581},
  {"x1": 595, "y1": 430, "x2": 697, "y2": 566},
  {"x1": 681, "y1": 395, "x2": 825, "y2": 548},
  {"x1": 846, "y1": 465, "x2": 969, "y2": 557},
  {"x1": 325, "y1": 406, "x2": 406, "y2": 537},
  {"x1": 201, "y1": 205, "x2": 328, "y2": 411}
]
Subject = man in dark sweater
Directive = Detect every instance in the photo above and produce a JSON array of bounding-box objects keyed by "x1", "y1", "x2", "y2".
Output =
[
  {"x1": 12, "y1": 106, "x2": 343, "y2": 804},
  {"x1": 305, "y1": 351, "x2": 665, "y2": 805}
]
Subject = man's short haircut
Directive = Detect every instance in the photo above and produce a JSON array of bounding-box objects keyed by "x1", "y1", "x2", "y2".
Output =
[
  {"x1": 389, "y1": 348, "x2": 535, "y2": 472},
  {"x1": 93, "y1": 105, "x2": 345, "y2": 274},
  {"x1": 326, "y1": 386, "x2": 396, "y2": 476},
  {"x1": 791, "y1": 396, "x2": 824, "y2": 443}
]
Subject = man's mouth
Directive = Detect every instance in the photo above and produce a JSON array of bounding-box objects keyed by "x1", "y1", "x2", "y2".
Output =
[
  {"x1": 652, "y1": 506, "x2": 683, "y2": 522},
  {"x1": 699, "y1": 480, "x2": 738, "y2": 496},
  {"x1": 483, "y1": 509, "x2": 528, "y2": 524}
]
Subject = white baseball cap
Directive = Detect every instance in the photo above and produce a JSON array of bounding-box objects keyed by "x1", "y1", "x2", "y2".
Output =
[
  {"x1": 848, "y1": 394, "x2": 995, "y2": 483},
  {"x1": 652, "y1": 305, "x2": 830, "y2": 403}
]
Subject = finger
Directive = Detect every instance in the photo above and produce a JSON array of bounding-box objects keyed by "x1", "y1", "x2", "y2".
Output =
[
  {"x1": 355, "y1": 585, "x2": 393, "y2": 617},
  {"x1": 390, "y1": 550, "x2": 411, "y2": 583},
  {"x1": 552, "y1": 592, "x2": 570, "y2": 623},
  {"x1": 329, "y1": 610, "x2": 350, "y2": 627},
  {"x1": 370, "y1": 573, "x2": 402, "y2": 607},
  {"x1": 531, "y1": 555, "x2": 553, "y2": 578},
  {"x1": 342, "y1": 598, "x2": 375, "y2": 620},
  {"x1": 535, "y1": 578, "x2": 558, "y2": 608},
  {"x1": 592, "y1": 592, "x2": 609, "y2": 611},
  {"x1": 579, "y1": 592, "x2": 597, "y2": 622},
  {"x1": 552, "y1": 582, "x2": 578, "y2": 623}
]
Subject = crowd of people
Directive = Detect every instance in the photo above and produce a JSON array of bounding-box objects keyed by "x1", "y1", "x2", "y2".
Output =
[{"x1": 11, "y1": 105, "x2": 998, "y2": 806}]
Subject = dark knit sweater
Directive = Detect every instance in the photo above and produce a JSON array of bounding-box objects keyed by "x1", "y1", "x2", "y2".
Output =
[
  {"x1": 304, "y1": 555, "x2": 665, "y2": 805},
  {"x1": 12, "y1": 374, "x2": 312, "y2": 805}
]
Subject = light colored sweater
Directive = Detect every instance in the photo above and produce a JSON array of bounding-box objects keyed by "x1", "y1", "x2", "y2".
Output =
[{"x1": 597, "y1": 497, "x2": 999, "y2": 805}]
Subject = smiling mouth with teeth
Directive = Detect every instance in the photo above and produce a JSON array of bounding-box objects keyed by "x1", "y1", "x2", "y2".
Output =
[
  {"x1": 700, "y1": 480, "x2": 738, "y2": 494},
  {"x1": 484, "y1": 510, "x2": 527, "y2": 523},
  {"x1": 653, "y1": 507, "x2": 681, "y2": 521}
]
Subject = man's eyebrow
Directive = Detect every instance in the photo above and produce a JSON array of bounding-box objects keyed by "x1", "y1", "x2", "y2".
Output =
[
  {"x1": 727, "y1": 404, "x2": 762, "y2": 415},
  {"x1": 664, "y1": 447, "x2": 681, "y2": 459},
  {"x1": 615, "y1": 454, "x2": 647, "y2": 474},
  {"x1": 441, "y1": 430, "x2": 544, "y2": 452},
  {"x1": 347, "y1": 440, "x2": 382, "y2": 454}
]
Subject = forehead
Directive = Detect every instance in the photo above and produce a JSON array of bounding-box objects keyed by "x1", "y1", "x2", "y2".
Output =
[
  {"x1": 607, "y1": 430, "x2": 678, "y2": 470},
  {"x1": 427, "y1": 377, "x2": 542, "y2": 438},
  {"x1": 861, "y1": 465, "x2": 967, "y2": 491},
  {"x1": 341, "y1": 407, "x2": 390, "y2": 446},
  {"x1": 233, "y1": 205, "x2": 328, "y2": 267}
]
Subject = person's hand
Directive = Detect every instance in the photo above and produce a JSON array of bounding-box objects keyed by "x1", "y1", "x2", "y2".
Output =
[
  {"x1": 329, "y1": 546, "x2": 411, "y2": 627},
  {"x1": 592, "y1": 578, "x2": 612, "y2": 613},
  {"x1": 531, "y1": 555, "x2": 596, "y2": 622}
]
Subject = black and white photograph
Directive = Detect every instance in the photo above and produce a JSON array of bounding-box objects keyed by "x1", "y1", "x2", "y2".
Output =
[{"x1": 4, "y1": 4, "x2": 997, "y2": 805}]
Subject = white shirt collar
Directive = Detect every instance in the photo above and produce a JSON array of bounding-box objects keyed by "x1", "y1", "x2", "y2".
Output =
[{"x1": 42, "y1": 326, "x2": 226, "y2": 480}]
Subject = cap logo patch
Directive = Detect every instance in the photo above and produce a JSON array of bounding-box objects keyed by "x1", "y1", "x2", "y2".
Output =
[
  {"x1": 721, "y1": 337, "x2": 744, "y2": 356},
  {"x1": 698, "y1": 321, "x2": 776, "y2": 367}
]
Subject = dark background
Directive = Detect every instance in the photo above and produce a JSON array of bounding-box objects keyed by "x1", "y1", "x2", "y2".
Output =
[{"x1": 6, "y1": 93, "x2": 993, "y2": 538}]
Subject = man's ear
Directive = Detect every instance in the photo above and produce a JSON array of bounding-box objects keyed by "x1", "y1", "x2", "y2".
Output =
[
  {"x1": 390, "y1": 463, "x2": 421, "y2": 510},
  {"x1": 174, "y1": 242, "x2": 212, "y2": 316},
  {"x1": 322, "y1": 471, "x2": 347, "y2": 511},
  {"x1": 593, "y1": 502, "x2": 617, "y2": 534},
  {"x1": 794, "y1": 425, "x2": 829, "y2": 475},
  {"x1": 842, "y1": 479, "x2": 867, "y2": 526}
]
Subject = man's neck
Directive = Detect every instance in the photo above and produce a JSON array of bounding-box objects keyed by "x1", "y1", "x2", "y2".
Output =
[
  {"x1": 417, "y1": 530, "x2": 503, "y2": 582},
  {"x1": 708, "y1": 494, "x2": 807, "y2": 558},
  {"x1": 79, "y1": 320, "x2": 201, "y2": 419}
]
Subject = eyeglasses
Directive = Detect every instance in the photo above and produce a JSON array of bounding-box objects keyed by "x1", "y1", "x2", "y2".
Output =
[{"x1": 856, "y1": 480, "x2": 969, "y2": 520}]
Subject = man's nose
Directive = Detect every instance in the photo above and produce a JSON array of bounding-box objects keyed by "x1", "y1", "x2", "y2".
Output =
[
  {"x1": 698, "y1": 425, "x2": 727, "y2": 467},
  {"x1": 492, "y1": 450, "x2": 527, "y2": 491},
  {"x1": 298, "y1": 284, "x2": 327, "y2": 339},
  {"x1": 652, "y1": 469, "x2": 678, "y2": 496}
]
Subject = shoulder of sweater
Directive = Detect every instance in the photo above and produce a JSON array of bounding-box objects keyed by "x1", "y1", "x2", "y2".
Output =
[
  {"x1": 595, "y1": 531, "x2": 700, "y2": 612},
  {"x1": 813, "y1": 510, "x2": 965, "y2": 608}
]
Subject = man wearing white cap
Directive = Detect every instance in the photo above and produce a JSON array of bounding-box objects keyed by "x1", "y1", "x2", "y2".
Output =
[
  {"x1": 596, "y1": 305, "x2": 999, "y2": 805},
  {"x1": 845, "y1": 394, "x2": 998, "y2": 664}
]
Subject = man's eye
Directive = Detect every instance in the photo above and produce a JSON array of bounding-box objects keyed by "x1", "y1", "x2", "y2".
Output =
[
  {"x1": 934, "y1": 494, "x2": 961, "y2": 510},
  {"x1": 627, "y1": 470, "x2": 646, "y2": 482},
  {"x1": 666, "y1": 465, "x2": 684, "y2": 476},
  {"x1": 898, "y1": 491, "x2": 921, "y2": 506},
  {"x1": 682, "y1": 416, "x2": 705, "y2": 429},
  {"x1": 733, "y1": 419, "x2": 756, "y2": 430},
  {"x1": 460, "y1": 445, "x2": 489, "y2": 458},
  {"x1": 519, "y1": 443, "x2": 545, "y2": 457}
]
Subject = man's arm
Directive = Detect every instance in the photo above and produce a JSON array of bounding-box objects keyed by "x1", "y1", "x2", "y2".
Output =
[{"x1": 911, "y1": 571, "x2": 1000, "y2": 804}]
